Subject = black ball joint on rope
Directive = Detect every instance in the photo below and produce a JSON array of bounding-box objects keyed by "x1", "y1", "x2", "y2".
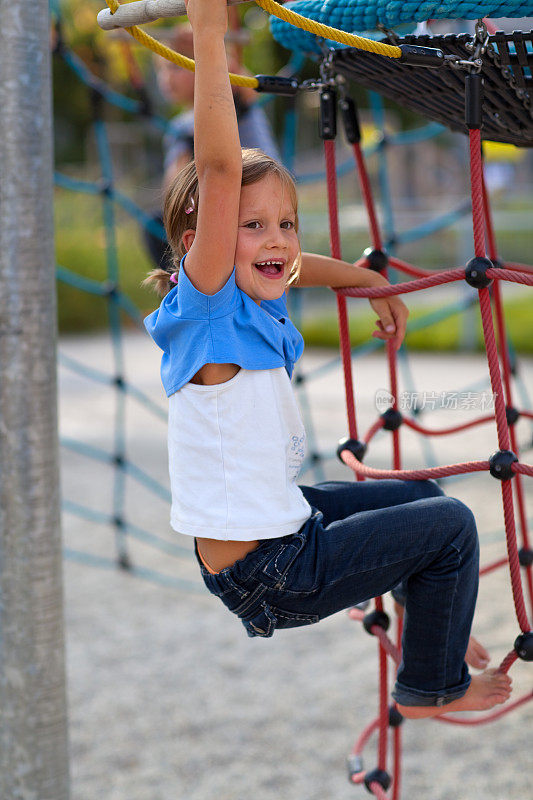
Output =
[
  {"x1": 464, "y1": 257, "x2": 493, "y2": 289},
  {"x1": 518, "y1": 547, "x2": 533, "y2": 568},
  {"x1": 364, "y1": 768, "x2": 392, "y2": 794},
  {"x1": 514, "y1": 631, "x2": 533, "y2": 661},
  {"x1": 489, "y1": 449, "x2": 518, "y2": 480},
  {"x1": 506, "y1": 406, "x2": 520, "y2": 426},
  {"x1": 364, "y1": 247, "x2": 389, "y2": 273},
  {"x1": 337, "y1": 437, "x2": 367, "y2": 463},
  {"x1": 363, "y1": 609, "x2": 391, "y2": 635},
  {"x1": 381, "y1": 408, "x2": 403, "y2": 431},
  {"x1": 388, "y1": 705, "x2": 404, "y2": 727}
]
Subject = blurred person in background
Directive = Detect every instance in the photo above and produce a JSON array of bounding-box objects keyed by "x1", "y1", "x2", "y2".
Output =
[{"x1": 144, "y1": 23, "x2": 280, "y2": 269}]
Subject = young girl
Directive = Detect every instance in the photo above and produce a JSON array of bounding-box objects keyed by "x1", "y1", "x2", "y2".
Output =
[{"x1": 143, "y1": 0, "x2": 511, "y2": 719}]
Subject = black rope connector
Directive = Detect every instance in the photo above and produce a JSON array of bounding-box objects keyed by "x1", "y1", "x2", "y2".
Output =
[
  {"x1": 364, "y1": 768, "x2": 391, "y2": 794},
  {"x1": 90, "y1": 85, "x2": 107, "y2": 122},
  {"x1": 506, "y1": 406, "x2": 520, "y2": 426},
  {"x1": 118, "y1": 553, "x2": 132, "y2": 571},
  {"x1": 346, "y1": 754, "x2": 364, "y2": 781},
  {"x1": 339, "y1": 95, "x2": 361, "y2": 144},
  {"x1": 364, "y1": 247, "x2": 389, "y2": 272},
  {"x1": 398, "y1": 44, "x2": 445, "y2": 68},
  {"x1": 514, "y1": 632, "x2": 533, "y2": 661},
  {"x1": 103, "y1": 281, "x2": 119, "y2": 298},
  {"x1": 381, "y1": 408, "x2": 403, "y2": 431},
  {"x1": 363, "y1": 609, "x2": 390, "y2": 635},
  {"x1": 337, "y1": 437, "x2": 367, "y2": 463},
  {"x1": 113, "y1": 515, "x2": 125, "y2": 529},
  {"x1": 518, "y1": 547, "x2": 533, "y2": 568},
  {"x1": 489, "y1": 449, "x2": 518, "y2": 480},
  {"x1": 294, "y1": 373, "x2": 305, "y2": 386},
  {"x1": 465, "y1": 72, "x2": 484, "y2": 130},
  {"x1": 388, "y1": 705, "x2": 404, "y2": 728},
  {"x1": 311, "y1": 452, "x2": 322, "y2": 464},
  {"x1": 138, "y1": 92, "x2": 153, "y2": 118},
  {"x1": 254, "y1": 75, "x2": 299, "y2": 96},
  {"x1": 464, "y1": 256, "x2": 493, "y2": 289},
  {"x1": 114, "y1": 455, "x2": 125, "y2": 468},
  {"x1": 99, "y1": 179, "x2": 113, "y2": 197},
  {"x1": 319, "y1": 87, "x2": 337, "y2": 141},
  {"x1": 114, "y1": 376, "x2": 125, "y2": 390}
]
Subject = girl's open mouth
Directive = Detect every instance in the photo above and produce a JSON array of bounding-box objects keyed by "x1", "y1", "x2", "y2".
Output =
[{"x1": 254, "y1": 260, "x2": 285, "y2": 279}]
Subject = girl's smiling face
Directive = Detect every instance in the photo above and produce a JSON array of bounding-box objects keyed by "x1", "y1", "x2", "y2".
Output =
[{"x1": 234, "y1": 173, "x2": 299, "y2": 305}]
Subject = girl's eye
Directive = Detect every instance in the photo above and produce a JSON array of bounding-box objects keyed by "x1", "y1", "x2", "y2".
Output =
[
  {"x1": 281, "y1": 220, "x2": 295, "y2": 230},
  {"x1": 244, "y1": 221, "x2": 261, "y2": 229}
]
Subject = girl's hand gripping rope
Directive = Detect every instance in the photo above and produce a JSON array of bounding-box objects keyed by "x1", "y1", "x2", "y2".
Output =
[
  {"x1": 369, "y1": 293, "x2": 409, "y2": 351},
  {"x1": 184, "y1": 0, "x2": 228, "y2": 34}
]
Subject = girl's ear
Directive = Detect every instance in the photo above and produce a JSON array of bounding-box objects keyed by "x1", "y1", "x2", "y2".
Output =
[{"x1": 181, "y1": 229, "x2": 196, "y2": 252}]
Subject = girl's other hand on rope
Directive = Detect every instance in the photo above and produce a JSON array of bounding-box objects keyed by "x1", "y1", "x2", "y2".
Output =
[{"x1": 369, "y1": 295, "x2": 408, "y2": 351}]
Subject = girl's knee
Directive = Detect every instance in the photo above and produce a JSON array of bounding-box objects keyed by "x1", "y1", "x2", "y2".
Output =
[
  {"x1": 444, "y1": 497, "x2": 478, "y2": 548},
  {"x1": 419, "y1": 479, "x2": 445, "y2": 498}
]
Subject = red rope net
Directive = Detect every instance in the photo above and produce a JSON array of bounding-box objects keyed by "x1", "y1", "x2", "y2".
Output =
[{"x1": 324, "y1": 121, "x2": 533, "y2": 799}]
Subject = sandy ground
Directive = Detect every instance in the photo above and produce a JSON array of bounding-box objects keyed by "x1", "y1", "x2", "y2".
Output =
[{"x1": 58, "y1": 331, "x2": 533, "y2": 800}]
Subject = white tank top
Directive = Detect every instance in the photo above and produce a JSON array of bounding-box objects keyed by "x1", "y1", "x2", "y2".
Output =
[{"x1": 168, "y1": 367, "x2": 312, "y2": 540}]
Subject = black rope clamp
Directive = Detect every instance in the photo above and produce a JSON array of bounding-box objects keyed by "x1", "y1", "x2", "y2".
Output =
[
  {"x1": 254, "y1": 75, "x2": 299, "y2": 96},
  {"x1": 347, "y1": 754, "x2": 364, "y2": 781},
  {"x1": 514, "y1": 632, "x2": 533, "y2": 661},
  {"x1": 337, "y1": 437, "x2": 367, "y2": 463},
  {"x1": 364, "y1": 768, "x2": 391, "y2": 793},
  {"x1": 465, "y1": 72, "x2": 484, "y2": 130},
  {"x1": 339, "y1": 95, "x2": 361, "y2": 144},
  {"x1": 319, "y1": 87, "x2": 337, "y2": 140},
  {"x1": 398, "y1": 44, "x2": 445, "y2": 68}
]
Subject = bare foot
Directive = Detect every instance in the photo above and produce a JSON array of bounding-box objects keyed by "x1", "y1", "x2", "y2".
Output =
[
  {"x1": 465, "y1": 635, "x2": 490, "y2": 669},
  {"x1": 397, "y1": 669, "x2": 512, "y2": 719}
]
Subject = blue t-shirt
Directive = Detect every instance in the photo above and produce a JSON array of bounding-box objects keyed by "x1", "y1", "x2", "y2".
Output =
[{"x1": 143, "y1": 255, "x2": 304, "y2": 397}]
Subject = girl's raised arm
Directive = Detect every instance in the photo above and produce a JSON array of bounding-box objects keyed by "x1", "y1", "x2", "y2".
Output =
[{"x1": 182, "y1": 0, "x2": 242, "y2": 295}]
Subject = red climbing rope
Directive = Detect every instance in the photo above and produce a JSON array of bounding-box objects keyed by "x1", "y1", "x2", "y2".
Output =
[{"x1": 324, "y1": 98, "x2": 532, "y2": 800}]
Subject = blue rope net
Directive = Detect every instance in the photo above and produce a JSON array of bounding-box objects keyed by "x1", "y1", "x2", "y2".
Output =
[
  {"x1": 53, "y1": 7, "x2": 533, "y2": 592},
  {"x1": 271, "y1": 0, "x2": 533, "y2": 48}
]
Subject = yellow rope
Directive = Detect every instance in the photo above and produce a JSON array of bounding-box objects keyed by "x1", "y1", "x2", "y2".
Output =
[
  {"x1": 102, "y1": 0, "x2": 402, "y2": 85},
  {"x1": 104, "y1": 0, "x2": 258, "y2": 88},
  {"x1": 255, "y1": 0, "x2": 401, "y2": 59}
]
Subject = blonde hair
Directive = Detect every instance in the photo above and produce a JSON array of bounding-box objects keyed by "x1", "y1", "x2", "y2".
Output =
[{"x1": 142, "y1": 148, "x2": 301, "y2": 297}]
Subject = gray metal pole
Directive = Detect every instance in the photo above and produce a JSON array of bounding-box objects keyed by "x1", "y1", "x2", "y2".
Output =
[{"x1": 0, "y1": 1, "x2": 70, "y2": 798}]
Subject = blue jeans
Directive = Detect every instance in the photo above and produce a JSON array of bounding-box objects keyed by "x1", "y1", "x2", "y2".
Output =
[{"x1": 195, "y1": 480, "x2": 479, "y2": 707}]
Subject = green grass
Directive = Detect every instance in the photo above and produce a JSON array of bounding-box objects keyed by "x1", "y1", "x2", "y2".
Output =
[
  {"x1": 300, "y1": 295, "x2": 533, "y2": 353},
  {"x1": 54, "y1": 183, "x2": 533, "y2": 350},
  {"x1": 55, "y1": 186, "x2": 157, "y2": 333}
]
